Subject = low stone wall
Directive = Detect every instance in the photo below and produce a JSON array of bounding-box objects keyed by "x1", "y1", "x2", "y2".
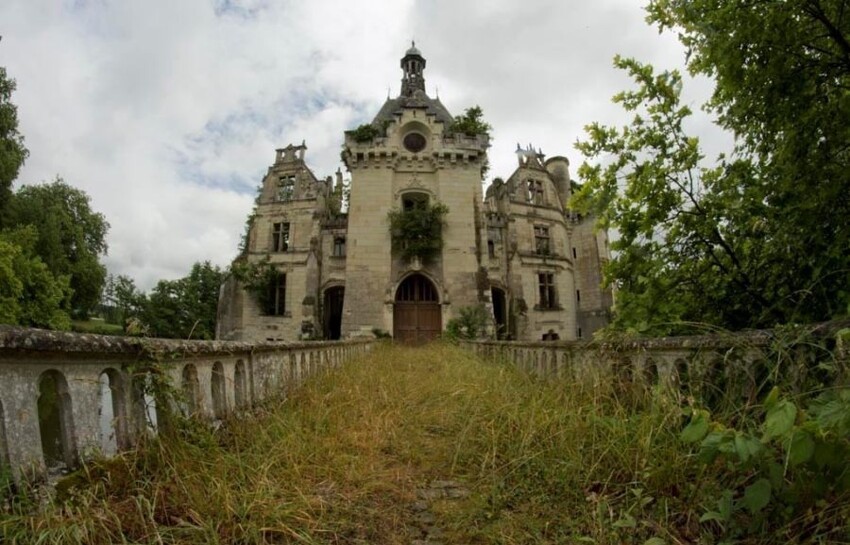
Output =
[
  {"x1": 462, "y1": 321, "x2": 849, "y2": 396},
  {"x1": 0, "y1": 326, "x2": 374, "y2": 480}
]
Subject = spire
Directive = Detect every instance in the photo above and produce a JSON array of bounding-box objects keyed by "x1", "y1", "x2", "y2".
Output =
[{"x1": 400, "y1": 41, "x2": 426, "y2": 97}]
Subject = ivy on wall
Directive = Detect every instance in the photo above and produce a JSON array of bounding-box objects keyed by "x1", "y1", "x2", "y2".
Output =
[
  {"x1": 230, "y1": 258, "x2": 279, "y2": 315},
  {"x1": 387, "y1": 202, "x2": 449, "y2": 262}
]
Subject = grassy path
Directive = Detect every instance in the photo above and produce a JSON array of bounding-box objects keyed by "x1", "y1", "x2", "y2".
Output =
[{"x1": 3, "y1": 344, "x2": 848, "y2": 544}]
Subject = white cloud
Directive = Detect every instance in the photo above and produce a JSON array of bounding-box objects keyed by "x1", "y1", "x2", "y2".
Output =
[{"x1": 0, "y1": 0, "x2": 729, "y2": 291}]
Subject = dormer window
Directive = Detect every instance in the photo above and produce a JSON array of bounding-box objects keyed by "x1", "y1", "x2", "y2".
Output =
[{"x1": 527, "y1": 179, "x2": 544, "y2": 205}]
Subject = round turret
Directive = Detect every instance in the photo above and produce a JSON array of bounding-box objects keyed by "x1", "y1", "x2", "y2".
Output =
[{"x1": 545, "y1": 156, "x2": 572, "y2": 206}]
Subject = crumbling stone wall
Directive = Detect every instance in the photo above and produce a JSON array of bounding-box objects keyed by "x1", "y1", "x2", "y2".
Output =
[
  {"x1": 0, "y1": 326, "x2": 373, "y2": 481},
  {"x1": 462, "y1": 321, "x2": 850, "y2": 397}
]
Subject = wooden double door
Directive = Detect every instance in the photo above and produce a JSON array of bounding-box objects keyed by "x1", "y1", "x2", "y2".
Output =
[{"x1": 393, "y1": 274, "x2": 441, "y2": 344}]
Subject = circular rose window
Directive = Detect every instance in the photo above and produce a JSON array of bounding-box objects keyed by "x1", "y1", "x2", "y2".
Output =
[{"x1": 403, "y1": 132, "x2": 427, "y2": 153}]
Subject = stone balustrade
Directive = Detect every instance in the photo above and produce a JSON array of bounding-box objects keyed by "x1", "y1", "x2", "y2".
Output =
[
  {"x1": 0, "y1": 326, "x2": 374, "y2": 481},
  {"x1": 462, "y1": 321, "x2": 849, "y2": 398}
]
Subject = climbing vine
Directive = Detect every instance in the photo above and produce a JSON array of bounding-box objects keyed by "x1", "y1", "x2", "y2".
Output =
[
  {"x1": 230, "y1": 258, "x2": 279, "y2": 314},
  {"x1": 387, "y1": 202, "x2": 449, "y2": 262}
]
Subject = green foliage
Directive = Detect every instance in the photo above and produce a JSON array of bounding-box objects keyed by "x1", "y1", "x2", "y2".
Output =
[
  {"x1": 449, "y1": 106, "x2": 491, "y2": 178},
  {"x1": 101, "y1": 273, "x2": 142, "y2": 326},
  {"x1": 448, "y1": 106, "x2": 491, "y2": 138},
  {"x1": 387, "y1": 201, "x2": 448, "y2": 262},
  {"x1": 680, "y1": 386, "x2": 850, "y2": 541},
  {"x1": 350, "y1": 123, "x2": 382, "y2": 143},
  {"x1": 70, "y1": 319, "x2": 123, "y2": 336},
  {"x1": 0, "y1": 64, "x2": 29, "y2": 216},
  {"x1": 3, "y1": 344, "x2": 849, "y2": 543},
  {"x1": 578, "y1": 2, "x2": 850, "y2": 334},
  {"x1": 444, "y1": 304, "x2": 490, "y2": 340},
  {"x1": 230, "y1": 257, "x2": 279, "y2": 315},
  {"x1": 644, "y1": 0, "x2": 850, "y2": 325},
  {"x1": 4, "y1": 178, "x2": 109, "y2": 319},
  {"x1": 0, "y1": 226, "x2": 72, "y2": 329},
  {"x1": 137, "y1": 261, "x2": 224, "y2": 339}
]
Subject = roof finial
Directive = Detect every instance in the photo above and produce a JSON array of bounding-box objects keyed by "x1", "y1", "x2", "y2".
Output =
[{"x1": 412, "y1": 40, "x2": 415, "y2": 48}]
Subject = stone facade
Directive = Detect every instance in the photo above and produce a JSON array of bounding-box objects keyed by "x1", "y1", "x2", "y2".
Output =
[{"x1": 217, "y1": 44, "x2": 612, "y2": 342}]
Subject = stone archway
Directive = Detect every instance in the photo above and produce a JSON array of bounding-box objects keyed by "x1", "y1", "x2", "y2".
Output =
[
  {"x1": 393, "y1": 274, "x2": 441, "y2": 344},
  {"x1": 323, "y1": 286, "x2": 345, "y2": 340},
  {"x1": 491, "y1": 287, "x2": 508, "y2": 340}
]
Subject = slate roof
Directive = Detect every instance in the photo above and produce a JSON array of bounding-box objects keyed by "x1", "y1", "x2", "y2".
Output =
[{"x1": 371, "y1": 90, "x2": 454, "y2": 127}]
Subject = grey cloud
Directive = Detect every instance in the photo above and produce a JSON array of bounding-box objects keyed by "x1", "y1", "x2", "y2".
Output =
[{"x1": 1, "y1": 0, "x2": 726, "y2": 291}]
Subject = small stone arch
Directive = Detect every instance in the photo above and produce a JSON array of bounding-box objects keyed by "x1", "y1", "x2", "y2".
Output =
[
  {"x1": 702, "y1": 356, "x2": 727, "y2": 410},
  {"x1": 643, "y1": 358, "x2": 659, "y2": 386},
  {"x1": 211, "y1": 362, "x2": 227, "y2": 419},
  {"x1": 234, "y1": 359, "x2": 248, "y2": 409},
  {"x1": 98, "y1": 368, "x2": 129, "y2": 455},
  {"x1": 674, "y1": 358, "x2": 690, "y2": 393},
  {"x1": 181, "y1": 365, "x2": 201, "y2": 417},
  {"x1": 37, "y1": 370, "x2": 78, "y2": 470},
  {"x1": 613, "y1": 355, "x2": 633, "y2": 384},
  {"x1": 131, "y1": 373, "x2": 158, "y2": 436}
]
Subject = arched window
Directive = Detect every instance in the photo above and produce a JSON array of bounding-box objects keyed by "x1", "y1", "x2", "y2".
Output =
[
  {"x1": 211, "y1": 362, "x2": 227, "y2": 419},
  {"x1": 37, "y1": 370, "x2": 78, "y2": 470}
]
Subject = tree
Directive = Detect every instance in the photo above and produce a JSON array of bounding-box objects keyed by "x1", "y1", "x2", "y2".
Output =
[
  {"x1": 137, "y1": 261, "x2": 224, "y2": 339},
  {"x1": 448, "y1": 106, "x2": 492, "y2": 138},
  {"x1": 574, "y1": 57, "x2": 761, "y2": 332},
  {"x1": 6, "y1": 178, "x2": 110, "y2": 318},
  {"x1": 645, "y1": 0, "x2": 850, "y2": 325},
  {"x1": 574, "y1": 1, "x2": 850, "y2": 333},
  {"x1": 0, "y1": 226, "x2": 72, "y2": 330},
  {"x1": 102, "y1": 273, "x2": 143, "y2": 326},
  {"x1": 0, "y1": 61, "x2": 29, "y2": 216}
]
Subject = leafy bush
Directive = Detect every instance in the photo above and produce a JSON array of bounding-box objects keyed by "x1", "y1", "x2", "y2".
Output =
[
  {"x1": 444, "y1": 305, "x2": 490, "y2": 340},
  {"x1": 230, "y1": 258, "x2": 279, "y2": 315},
  {"x1": 448, "y1": 106, "x2": 491, "y2": 138},
  {"x1": 350, "y1": 123, "x2": 381, "y2": 143}
]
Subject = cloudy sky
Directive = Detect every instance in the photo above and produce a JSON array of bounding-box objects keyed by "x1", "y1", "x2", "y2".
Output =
[{"x1": 0, "y1": 0, "x2": 724, "y2": 291}]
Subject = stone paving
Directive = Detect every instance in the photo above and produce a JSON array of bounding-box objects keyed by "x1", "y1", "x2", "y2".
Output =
[{"x1": 408, "y1": 480, "x2": 470, "y2": 545}]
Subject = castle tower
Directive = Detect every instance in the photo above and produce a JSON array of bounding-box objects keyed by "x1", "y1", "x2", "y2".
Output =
[
  {"x1": 340, "y1": 44, "x2": 490, "y2": 341},
  {"x1": 400, "y1": 42, "x2": 426, "y2": 96}
]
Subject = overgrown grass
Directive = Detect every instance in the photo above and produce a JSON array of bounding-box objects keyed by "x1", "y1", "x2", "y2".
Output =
[
  {"x1": 2, "y1": 344, "x2": 848, "y2": 544},
  {"x1": 71, "y1": 319, "x2": 124, "y2": 336}
]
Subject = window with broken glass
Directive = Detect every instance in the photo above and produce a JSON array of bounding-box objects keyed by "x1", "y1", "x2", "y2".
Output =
[
  {"x1": 277, "y1": 176, "x2": 295, "y2": 201},
  {"x1": 538, "y1": 272, "x2": 557, "y2": 310},
  {"x1": 534, "y1": 225, "x2": 551, "y2": 255},
  {"x1": 266, "y1": 273, "x2": 287, "y2": 316},
  {"x1": 487, "y1": 227, "x2": 500, "y2": 258},
  {"x1": 272, "y1": 222, "x2": 290, "y2": 252},
  {"x1": 333, "y1": 236, "x2": 346, "y2": 257},
  {"x1": 527, "y1": 179, "x2": 544, "y2": 205}
]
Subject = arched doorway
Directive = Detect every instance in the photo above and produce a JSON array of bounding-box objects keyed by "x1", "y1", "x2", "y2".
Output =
[
  {"x1": 393, "y1": 274, "x2": 441, "y2": 344},
  {"x1": 323, "y1": 286, "x2": 345, "y2": 340},
  {"x1": 491, "y1": 287, "x2": 508, "y2": 340}
]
